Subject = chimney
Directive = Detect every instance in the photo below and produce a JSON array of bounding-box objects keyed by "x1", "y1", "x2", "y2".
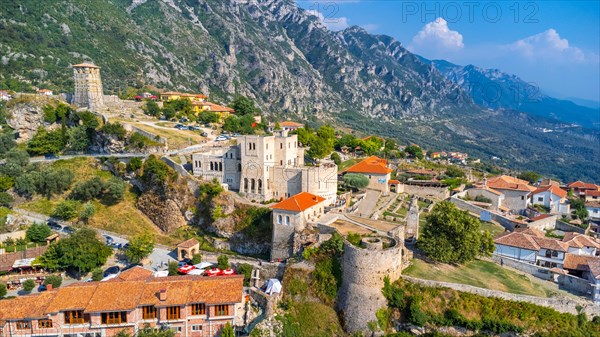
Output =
[
  {"x1": 159, "y1": 289, "x2": 167, "y2": 301},
  {"x1": 46, "y1": 284, "x2": 53, "y2": 291}
]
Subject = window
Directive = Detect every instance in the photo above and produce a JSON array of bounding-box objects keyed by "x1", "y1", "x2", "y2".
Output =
[
  {"x1": 38, "y1": 319, "x2": 53, "y2": 328},
  {"x1": 551, "y1": 250, "x2": 559, "y2": 257},
  {"x1": 538, "y1": 197, "x2": 544, "y2": 202},
  {"x1": 167, "y1": 306, "x2": 181, "y2": 320},
  {"x1": 191, "y1": 325, "x2": 203, "y2": 331},
  {"x1": 285, "y1": 216, "x2": 290, "y2": 225},
  {"x1": 16, "y1": 321, "x2": 31, "y2": 330},
  {"x1": 64, "y1": 310, "x2": 90, "y2": 325},
  {"x1": 215, "y1": 305, "x2": 230, "y2": 316},
  {"x1": 280, "y1": 143, "x2": 283, "y2": 149},
  {"x1": 101, "y1": 312, "x2": 127, "y2": 325},
  {"x1": 191, "y1": 303, "x2": 206, "y2": 316},
  {"x1": 142, "y1": 306, "x2": 157, "y2": 320},
  {"x1": 521, "y1": 196, "x2": 525, "y2": 200},
  {"x1": 171, "y1": 326, "x2": 182, "y2": 333},
  {"x1": 277, "y1": 215, "x2": 282, "y2": 224}
]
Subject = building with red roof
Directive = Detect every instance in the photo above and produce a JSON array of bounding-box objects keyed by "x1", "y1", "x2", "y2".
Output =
[
  {"x1": 568, "y1": 181, "x2": 599, "y2": 197},
  {"x1": 270, "y1": 192, "x2": 327, "y2": 261},
  {"x1": 344, "y1": 156, "x2": 393, "y2": 193},
  {"x1": 530, "y1": 184, "x2": 570, "y2": 215}
]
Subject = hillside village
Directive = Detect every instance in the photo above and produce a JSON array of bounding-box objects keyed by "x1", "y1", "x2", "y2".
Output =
[{"x1": 0, "y1": 63, "x2": 599, "y2": 337}]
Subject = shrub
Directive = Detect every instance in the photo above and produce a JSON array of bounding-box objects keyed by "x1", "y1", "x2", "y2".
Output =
[
  {"x1": 91, "y1": 268, "x2": 103, "y2": 281},
  {"x1": 70, "y1": 177, "x2": 104, "y2": 201},
  {"x1": 127, "y1": 157, "x2": 143, "y2": 172},
  {"x1": 79, "y1": 202, "x2": 96, "y2": 222},
  {"x1": 101, "y1": 123, "x2": 127, "y2": 140},
  {"x1": 168, "y1": 262, "x2": 178, "y2": 276},
  {"x1": 343, "y1": 173, "x2": 369, "y2": 190},
  {"x1": 103, "y1": 177, "x2": 126, "y2": 204},
  {"x1": 236, "y1": 263, "x2": 253, "y2": 286},
  {"x1": 44, "y1": 275, "x2": 62, "y2": 288},
  {"x1": 0, "y1": 192, "x2": 13, "y2": 207},
  {"x1": 52, "y1": 200, "x2": 81, "y2": 220},
  {"x1": 0, "y1": 283, "x2": 6, "y2": 298},
  {"x1": 26, "y1": 223, "x2": 52, "y2": 243},
  {"x1": 474, "y1": 195, "x2": 492, "y2": 203},
  {"x1": 217, "y1": 255, "x2": 230, "y2": 270},
  {"x1": 22, "y1": 279, "x2": 36, "y2": 292}
]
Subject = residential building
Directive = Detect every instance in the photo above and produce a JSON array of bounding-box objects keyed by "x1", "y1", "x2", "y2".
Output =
[
  {"x1": 530, "y1": 184, "x2": 570, "y2": 214},
  {"x1": 344, "y1": 156, "x2": 393, "y2": 193},
  {"x1": 0, "y1": 267, "x2": 244, "y2": 337},
  {"x1": 193, "y1": 102, "x2": 235, "y2": 121},
  {"x1": 585, "y1": 190, "x2": 600, "y2": 202},
  {"x1": 483, "y1": 175, "x2": 535, "y2": 213},
  {"x1": 568, "y1": 181, "x2": 599, "y2": 198},
  {"x1": 37, "y1": 89, "x2": 53, "y2": 96},
  {"x1": 270, "y1": 192, "x2": 327, "y2": 261},
  {"x1": 587, "y1": 201, "x2": 600, "y2": 221},
  {"x1": 192, "y1": 131, "x2": 338, "y2": 204},
  {"x1": 461, "y1": 185, "x2": 505, "y2": 212},
  {"x1": 267, "y1": 121, "x2": 304, "y2": 133},
  {"x1": 160, "y1": 91, "x2": 207, "y2": 103}
]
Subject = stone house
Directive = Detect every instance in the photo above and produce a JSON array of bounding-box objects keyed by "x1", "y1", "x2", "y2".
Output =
[
  {"x1": 462, "y1": 185, "x2": 505, "y2": 212},
  {"x1": 0, "y1": 267, "x2": 244, "y2": 337},
  {"x1": 483, "y1": 175, "x2": 535, "y2": 213},
  {"x1": 270, "y1": 192, "x2": 327, "y2": 261},
  {"x1": 192, "y1": 131, "x2": 337, "y2": 204},
  {"x1": 530, "y1": 184, "x2": 570, "y2": 215},
  {"x1": 344, "y1": 155, "x2": 392, "y2": 193}
]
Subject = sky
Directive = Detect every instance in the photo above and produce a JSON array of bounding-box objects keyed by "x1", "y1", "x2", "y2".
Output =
[{"x1": 296, "y1": 1, "x2": 600, "y2": 101}]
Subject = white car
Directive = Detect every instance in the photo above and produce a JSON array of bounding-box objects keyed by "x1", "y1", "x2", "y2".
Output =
[{"x1": 215, "y1": 135, "x2": 228, "y2": 141}]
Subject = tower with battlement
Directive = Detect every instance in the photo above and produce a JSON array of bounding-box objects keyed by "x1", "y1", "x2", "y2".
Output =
[{"x1": 72, "y1": 62, "x2": 104, "y2": 110}]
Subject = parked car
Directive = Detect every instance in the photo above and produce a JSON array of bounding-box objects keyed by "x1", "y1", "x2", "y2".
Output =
[
  {"x1": 177, "y1": 260, "x2": 192, "y2": 268},
  {"x1": 201, "y1": 132, "x2": 208, "y2": 137},
  {"x1": 47, "y1": 221, "x2": 62, "y2": 231},
  {"x1": 111, "y1": 242, "x2": 122, "y2": 249},
  {"x1": 121, "y1": 263, "x2": 141, "y2": 272},
  {"x1": 103, "y1": 266, "x2": 121, "y2": 277},
  {"x1": 232, "y1": 133, "x2": 241, "y2": 137},
  {"x1": 103, "y1": 235, "x2": 114, "y2": 245},
  {"x1": 44, "y1": 153, "x2": 59, "y2": 160},
  {"x1": 174, "y1": 124, "x2": 185, "y2": 129},
  {"x1": 179, "y1": 117, "x2": 188, "y2": 123},
  {"x1": 38, "y1": 284, "x2": 47, "y2": 292},
  {"x1": 122, "y1": 243, "x2": 130, "y2": 250},
  {"x1": 178, "y1": 265, "x2": 195, "y2": 275},
  {"x1": 215, "y1": 135, "x2": 228, "y2": 141},
  {"x1": 62, "y1": 226, "x2": 74, "y2": 234}
]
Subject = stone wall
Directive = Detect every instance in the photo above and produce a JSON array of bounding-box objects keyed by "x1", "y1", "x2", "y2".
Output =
[
  {"x1": 0, "y1": 230, "x2": 26, "y2": 243},
  {"x1": 451, "y1": 196, "x2": 518, "y2": 231},
  {"x1": 338, "y1": 237, "x2": 404, "y2": 334},
  {"x1": 556, "y1": 220, "x2": 586, "y2": 234},
  {"x1": 402, "y1": 275, "x2": 600, "y2": 317},
  {"x1": 401, "y1": 183, "x2": 449, "y2": 200},
  {"x1": 528, "y1": 214, "x2": 557, "y2": 231}
]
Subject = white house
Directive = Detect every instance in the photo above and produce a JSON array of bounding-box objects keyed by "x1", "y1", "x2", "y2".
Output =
[
  {"x1": 587, "y1": 202, "x2": 600, "y2": 221},
  {"x1": 563, "y1": 232, "x2": 600, "y2": 256},
  {"x1": 484, "y1": 175, "x2": 535, "y2": 213},
  {"x1": 494, "y1": 228, "x2": 568, "y2": 268},
  {"x1": 530, "y1": 184, "x2": 570, "y2": 214},
  {"x1": 37, "y1": 89, "x2": 53, "y2": 96},
  {"x1": 267, "y1": 121, "x2": 304, "y2": 133},
  {"x1": 344, "y1": 155, "x2": 393, "y2": 194}
]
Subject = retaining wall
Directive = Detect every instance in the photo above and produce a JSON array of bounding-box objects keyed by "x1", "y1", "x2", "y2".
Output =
[
  {"x1": 400, "y1": 183, "x2": 450, "y2": 200},
  {"x1": 556, "y1": 220, "x2": 587, "y2": 234},
  {"x1": 451, "y1": 197, "x2": 518, "y2": 231}
]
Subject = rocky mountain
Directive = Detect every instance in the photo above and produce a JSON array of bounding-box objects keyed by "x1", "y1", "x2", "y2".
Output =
[
  {"x1": 425, "y1": 59, "x2": 600, "y2": 127},
  {"x1": 0, "y1": 0, "x2": 598, "y2": 181}
]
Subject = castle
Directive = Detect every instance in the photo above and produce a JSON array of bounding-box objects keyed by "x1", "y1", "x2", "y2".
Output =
[
  {"x1": 72, "y1": 62, "x2": 104, "y2": 110},
  {"x1": 192, "y1": 130, "x2": 338, "y2": 204}
]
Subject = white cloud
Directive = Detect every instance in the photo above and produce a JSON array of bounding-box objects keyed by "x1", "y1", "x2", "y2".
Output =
[
  {"x1": 307, "y1": 9, "x2": 350, "y2": 31},
  {"x1": 507, "y1": 29, "x2": 587, "y2": 63},
  {"x1": 361, "y1": 23, "x2": 379, "y2": 33},
  {"x1": 408, "y1": 18, "x2": 464, "y2": 57}
]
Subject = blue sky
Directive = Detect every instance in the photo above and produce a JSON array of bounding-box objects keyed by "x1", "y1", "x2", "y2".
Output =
[{"x1": 296, "y1": 1, "x2": 600, "y2": 101}]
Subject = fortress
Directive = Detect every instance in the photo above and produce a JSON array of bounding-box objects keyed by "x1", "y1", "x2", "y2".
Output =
[
  {"x1": 72, "y1": 62, "x2": 104, "y2": 110},
  {"x1": 192, "y1": 130, "x2": 338, "y2": 204}
]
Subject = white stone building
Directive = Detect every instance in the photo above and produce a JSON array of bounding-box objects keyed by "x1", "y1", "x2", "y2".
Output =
[{"x1": 192, "y1": 130, "x2": 338, "y2": 204}]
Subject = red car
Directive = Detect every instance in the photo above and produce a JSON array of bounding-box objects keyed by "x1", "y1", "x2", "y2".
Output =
[
  {"x1": 205, "y1": 268, "x2": 222, "y2": 277},
  {"x1": 178, "y1": 265, "x2": 196, "y2": 274},
  {"x1": 221, "y1": 268, "x2": 235, "y2": 276}
]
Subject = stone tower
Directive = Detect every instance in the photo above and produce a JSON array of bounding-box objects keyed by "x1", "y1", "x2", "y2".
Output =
[
  {"x1": 72, "y1": 62, "x2": 104, "y2": 110},
  {"x1": 406, "y1": 197, "x2": 420, "y2": 240}
]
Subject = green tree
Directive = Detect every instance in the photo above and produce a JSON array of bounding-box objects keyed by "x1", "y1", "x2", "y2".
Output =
[
  {"x1": 197, "y1": 111, "x2": 219, "y2": 124},
  {"x1": 27, "y1": 127, "x2": 65, "y2": 155},
  {"x1": 5, "y1": 148, "x2": 30, "y2": 168},
  {"x1": 168, "y1": 261, "x2": 178, "y2": 276},
  {"x1": 141, "y1": 155, "x2": 178, "y2": 186},
  {"x1": 0, "y1": 174, "x2": 15, "y2": 191},
  {"x1": 79, "y1": 202, "x2": 96, "y2": 223},
  {"x1": 162, "y1": 105, "x2": 176, "y2": 120},
  {"x1": 101, "y1": 123, "x2": 127, "y2": 140},
  {"x1": 0, "y1": 132, "x2": 16, "y2": 156},
  {"x1": 26, "y1": 223, "x2": 52, "y2": 243},
  {"x1": 44, "y1": 275, "x2": 62, "y2": 288},
  {"x1": 67, "y1": 125, "x2": 90, "y2": 152},
  {"x1": 518, "y1": 171, "x2": 542, "y2": 184},
  {"x1": 230, "y1": 96, "x2": 258, "y2": 116},
  {"x1": 14, "y1": 173, "x2": 36, "y2": 197},
  {"x1": 445, "y1": 166, "x2": 465, "y2": 178},
  {"x1": 143, "y1": 100, "x2": 161, "y2": 117},
  {"x1": 405, "y1": 145, "x2": 424, "y2": 160},
  {"x1": 222, "y1": 322, "x2": 235, "y2": 337},
  {"x1": 76, "y1": 111, "x2": 100, "y2": 130},
  {"x1": 417, "y1": 201, "x2": 494, "y2": 264},
  {"x1": 36, "y1": 168, "x2": 74, "y2": 198},
  {"x1": 330, "y1": 152, "x2": 342, "y2": 165},
  {"x1": 70, "y1": 177, "x2": 104, "y2": 201},
  {"x1": 236, "y1": 263, "x2": 253, "y2": 286},
  {"x1": 343, "y1": 173, "x2": 370, "y2": 190},
  {"x1": 217, "y1": 255, "x2": 230, "y2": 270},
  {"x1": 0, "y1": 283, "x2": 6, "y2": 298},
  {"x1": 42, "y1": 104, "x2": 57, "y2": 123},
  {"x1": 127, "y1": 157, "x2": 143, "y2": 172},
  {"x1": 52, "y1": 200, "x2": 80, "y2": 220},
  {"x1": 125, "y1": 234, "x2": 155, "y2": 264},
  {"x1": 0, "y1": 192, "x2": 13, "y2": 207},
  {"x1": 22, "y1": 279, "x2": 35, "y2": 292},
  {"x1": 307, "y1": 137, "x2": 332, "y2": 159},
  {"x1": 91, "y1": 268, "x2": 104, "y2": 281},
  {"x1": 103, "y1": 177, "x2": 126, "y2": 204},
  {"x1": 295, "y1": 127, "x2": 315, "y2": 146}
]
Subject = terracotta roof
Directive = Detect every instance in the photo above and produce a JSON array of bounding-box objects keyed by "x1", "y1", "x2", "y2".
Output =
[
  {"x1": 345, "y1": 156, "x2": 392, "y2": 175},
  {"x1": 162, "y1": 91, "x2": 207, "y2": 99},
  {"x1": 586, "y1": 201, "x2": 600, "y2": 208},
  {"x1": 471, "y1": 185, "x2": 503, "y2": 196},
  {"x1": 113, "y1": 266, "x2": 154, "y2": 281},
  {"x1": 531, "y1": 185, "x2": 567, "y2": 199},
  {"x1": 534, "y1": 236, "x2": 569, "y2": 252},
  {"x1": 278, "y1": 121, "x2": 304, "y2": 128},
  {"x1": 196, "y1": 101, "x2": 234, "y2": 112},
  {"x1": 495, "y1": 232, "x2": 540, "y2": 251},
  {"x1": 563, "y1": 254, "x2": 591, "y2": 271},
  {"x1": 177, "y1": 238, "x2": 199, "y2": 249},
  {"x1": 588, "y1": 258, "x2": 600, "y2": 279},
  {"x1": 72, "y1": 62, "x2": 100, "y2": 68},
  {"x1": 271, "y1": 192, "x2": 326, "y2": 212},
  {"x1": 529, "y1": 214, "x2": 555, "y2": 222},
  {"x1": 562, "y1": 233, "x2": 600, "y2": 249},
  {"x1": 0, "y1": 275, "x2": 244, "y2": 319},
  {"x1": 514, "y1": 228, "x2": 545, "y2": 237},
  {"x1": 586, "y1": 190, "x2": 600, "y2": 197},
  {"x1": 485, "y1": 175, "x2": 535, "y2": 192},
  {"x1": 0, "y1": 246, "x2": 47, "y2": 272},
  {"x1": 568, "y1": 181, "x2": 598, "y2": 190},
  {"x1": 388, "y1": 179, "x2": 400, "y2": 185}
]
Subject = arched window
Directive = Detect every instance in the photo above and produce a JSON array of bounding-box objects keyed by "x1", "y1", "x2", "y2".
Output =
[
  {"x1": 244, "y1": 178, "x2": 248, "y2": 192},
  {"x1": 258, "y1": 179, "x2": 262, "y2": 194},
  {"x1": 248, "y1": 143, "x2": 252, "y2": 150},
  {"x1": 285, "y1": 216, "x2": 290, "y2": 225},
  {"x1": 277, "y1": 215, "x2": 282, "y2": 224},
  {"x1": 238, "y1": 163, "x2": 242, "y2": 172},
  {"x1": 219, "y1": 162, "x2": 223, "y2": 171},
  {"x1": 251, "y1": 179, "x2": 256, "y2": 193},
  {"x1": 210, "y1": 162, "x2": 214, "y2": 171}
]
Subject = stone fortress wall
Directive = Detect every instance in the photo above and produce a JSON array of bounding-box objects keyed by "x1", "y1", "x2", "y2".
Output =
[{"x1": 338, "y1": 234, "x2": 405, "y2": 334}]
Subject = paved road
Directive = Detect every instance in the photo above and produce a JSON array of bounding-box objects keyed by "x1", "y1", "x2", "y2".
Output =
[{"x1": 354, "y1": 189, "x2": 381, "y2": 218}]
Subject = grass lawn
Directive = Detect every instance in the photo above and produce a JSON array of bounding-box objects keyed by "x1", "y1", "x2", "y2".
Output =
[
  {"x1": 129, "y1": 123, "x2": 204, "y2": 149},
  {"x1": 481, "y1": 220, "x2": 507, "y2": 237},
  {"x1": 417, "y1": 200, "x2": 431, "y2": 209},
  {"x1": 338, "y1": 158, "x2": 360, "y2": 171},
  {"x1": 404, "y1": 258, "x2": 559, "y2": 298}
]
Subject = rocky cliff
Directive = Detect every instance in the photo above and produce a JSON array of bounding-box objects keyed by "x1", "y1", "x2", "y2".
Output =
[
  {"x1": 136, "y1": 176, "x2": 194, "y2": 233},
  {"x1": 5, "y1": 95, "x2": 57, "y2": 142}
]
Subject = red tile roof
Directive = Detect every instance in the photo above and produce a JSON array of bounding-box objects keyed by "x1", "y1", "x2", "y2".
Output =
[
  {"x1": 529, "y1": 214, "x2": 555, "y2": 222},
  {"x1": 495, "y1": 228, "x2": 569, "y2": 252},
  {"x1": 177, "y1": 238, "x2": 199, "y2": 249},
  {"x1": 563, "y1": 254, "x2": 591, "y2": 271},
  {"x1": 271, "y1": 192, "x2": 326, "y2": 212},
  {"x1": 563, "y1": 233, "x2": 600, "y2": 249},
  {"x1": 278, "y1": 121, "x2": 304, "y2": 128},
  {"x1": 195, "y1": 101, "x2": 234, "y2": 112},
  {"x1": 345, "y1": 156, "x2": 392, "y2": 175},
  {"x1": 568, "y1": 181, "x2": 598, "y2": 190},
  {"x1": 486, "y1": 175, "x2": 535, "y2": 192},
  {"x1": 586, "y1": 190, "x2": 600, "y2": 197},
  {"x1": 388, "y1": 179, "x2": 400, "y2": 185},
  {"x1": 0, "y1": 274, "x2": 244, "y2": 319},
  {"x1": 531, "y1": 185, "x2": 567, "y2": 199}
]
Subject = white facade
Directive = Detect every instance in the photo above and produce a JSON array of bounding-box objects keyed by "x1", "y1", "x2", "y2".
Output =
[
  {"x1": 531, "y1": 190, "x2": 568, "y2": 214},
  {"x1": 494, "y1": 244, "x2": 537, "y2": 264},
  {"x1": 587, "y1": 205, "x2": 600, "y2": 220}
]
